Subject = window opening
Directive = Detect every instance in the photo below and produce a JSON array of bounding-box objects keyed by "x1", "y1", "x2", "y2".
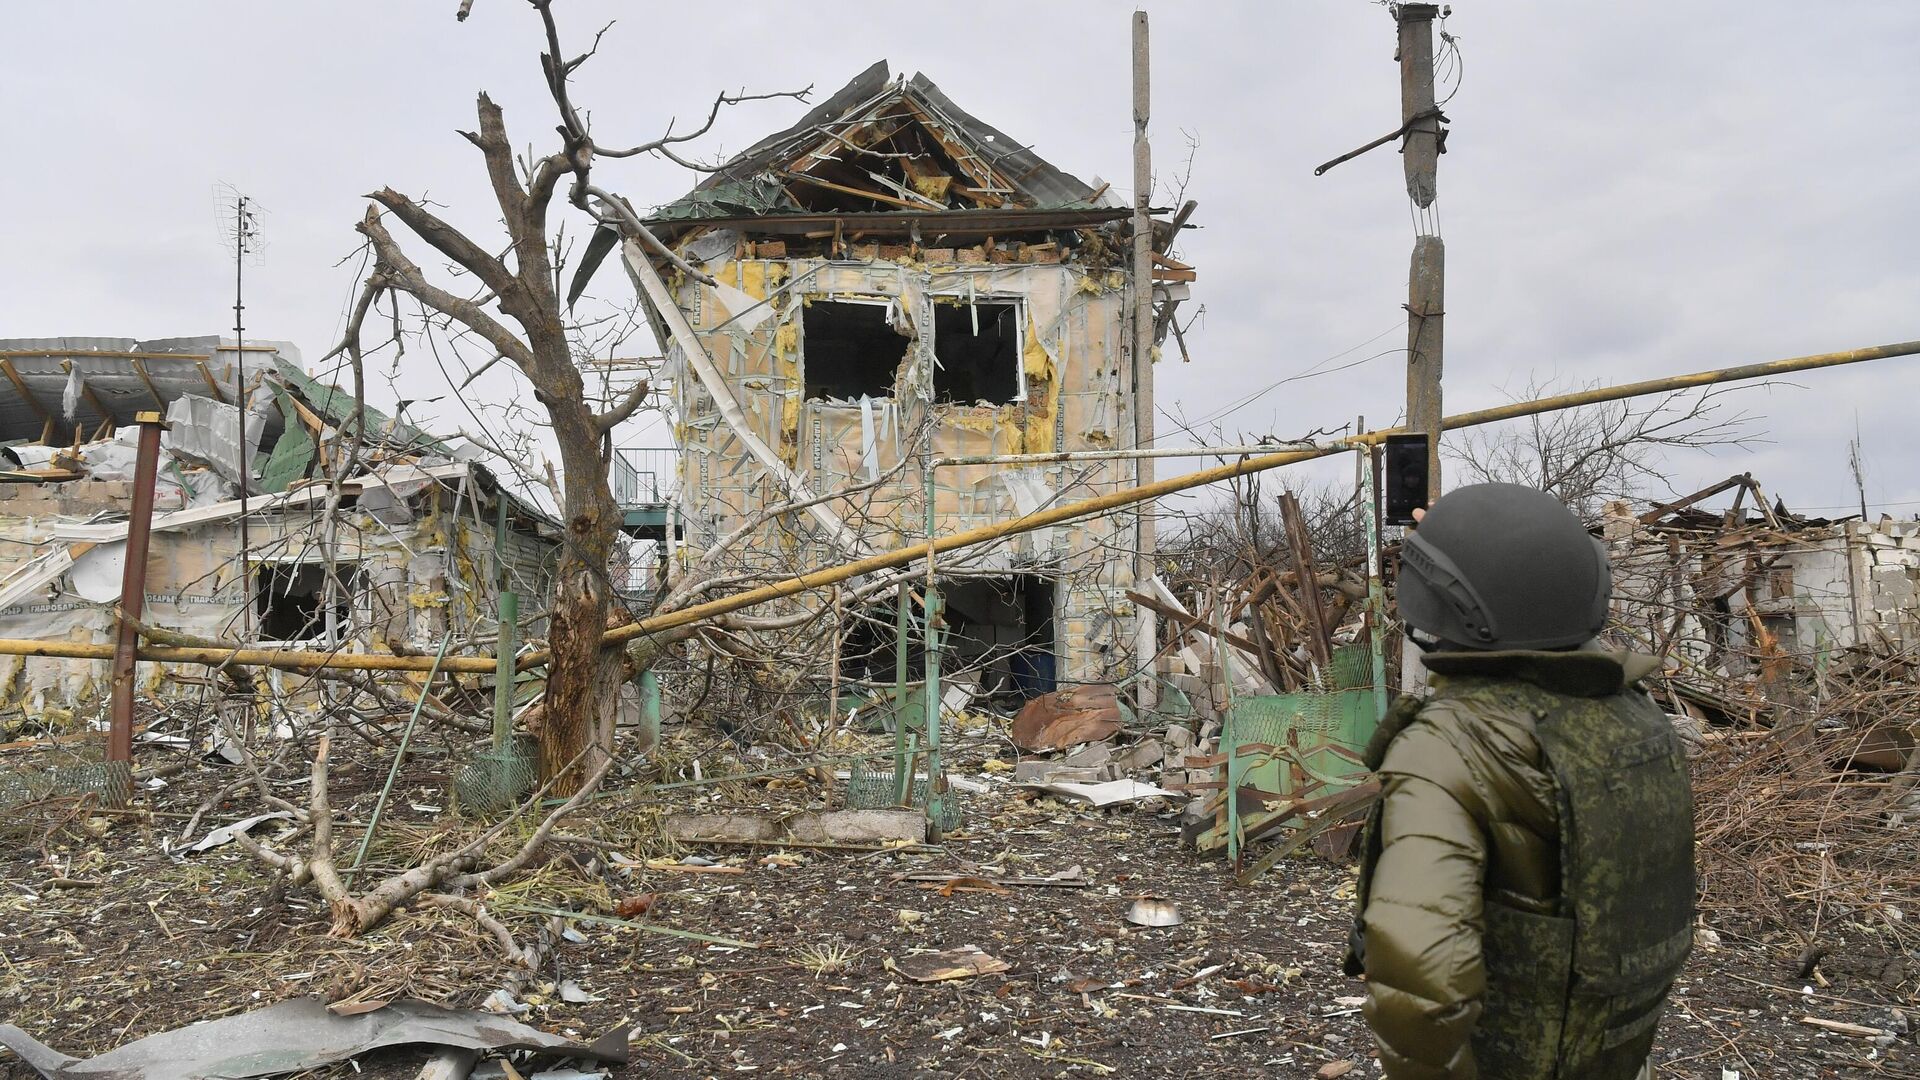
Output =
[
  {"x1": 932, "y1": 301, "x2": 1021, "y2": 405},
  {"x1": 803, "y1": 300, "x2": 908, "y2": 401},
  {"x1": 836, "y1": 574, "x2": 1055, "y2": 706},
  {"x1": 256, "y1": 563, "x2": 355, "y2": 643}
]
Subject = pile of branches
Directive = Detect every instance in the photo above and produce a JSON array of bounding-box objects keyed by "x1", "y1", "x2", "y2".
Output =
[{"x1": 1687, "y1": 650, "x2": 1920, "y2": 971}]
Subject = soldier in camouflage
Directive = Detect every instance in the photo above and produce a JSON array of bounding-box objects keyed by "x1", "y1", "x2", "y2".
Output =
[{"x1": 1344, "y1": 483, "x2": 1694, "y2": 1079}]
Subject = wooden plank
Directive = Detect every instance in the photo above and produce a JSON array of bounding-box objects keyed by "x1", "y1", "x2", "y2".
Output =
[
  {"x1": 783, "y1": 171, "x2": 930, "y2": 212},
  {"x1": 1798, "y1": 1016, "x2": 1890, "y2": 1039},
  {"x1": 69, "y1": 364, "x2": 119, "y2": 428},
  {"x1": 1129, "y1": 589, "x2": 1269, "y2": 663},
  {"x1": 1151, "y1": 266, "x2": 1197, "y2": 282},
  {"x1": 128, "y1": 357, "x2": 168, "y2": 411},
  {"x1": 195, "y1": 359, "x2": 229, "y2": 403},
  {"x1": 1277, "y1": 492, "x2": 1333, "y2": 670}
]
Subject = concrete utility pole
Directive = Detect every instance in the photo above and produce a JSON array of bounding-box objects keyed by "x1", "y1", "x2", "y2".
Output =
[
  {"x1": 1397, "y1": 3, "x2": 1445, "y2": 495},
  {"x1": 1130, "y1": 9, "x2": 1158, "y2": 707}
]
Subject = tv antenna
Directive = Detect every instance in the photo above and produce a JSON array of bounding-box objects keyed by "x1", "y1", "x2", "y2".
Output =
[{"x1": 214, "y1": 183, "x2": 267, "y2": 639}]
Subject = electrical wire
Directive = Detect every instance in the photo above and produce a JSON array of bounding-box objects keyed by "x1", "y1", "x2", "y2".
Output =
[{"x1": 1172, "y1": 321, "x2": 1408, "y2": 431}]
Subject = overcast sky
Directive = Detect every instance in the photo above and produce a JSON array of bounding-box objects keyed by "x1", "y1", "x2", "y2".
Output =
[{"x1": 3, "y1": 1, "x2": 1914, "y2": 519}]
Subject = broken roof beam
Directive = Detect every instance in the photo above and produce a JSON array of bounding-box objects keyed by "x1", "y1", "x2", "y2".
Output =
[
  {"x1": 1639, "y1": 474, "x2": 1749, "y2": 525},
  {"x1": 0, "y1": 359, "x2": 54, "y2": 433},
  {"x1": 894, "y1": 98, "x2": 1006, "y2": 194},
  {"x1": 782, "y1": 170, "x2": 944, "y2": 212},
  {"x1": 195, "y1": 358, "x2": 229, "y2": 403},
  {"x1": 794, "y1": 115, "x2": 916, "y2": 174},
  {"x1": 128, "y1": 357, "x2": 168, "y2": 412}
]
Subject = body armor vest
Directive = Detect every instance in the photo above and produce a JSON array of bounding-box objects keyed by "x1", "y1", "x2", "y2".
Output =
[{"x1": 1354, "y1": 678, "x2": 1695, "y2": 1079}]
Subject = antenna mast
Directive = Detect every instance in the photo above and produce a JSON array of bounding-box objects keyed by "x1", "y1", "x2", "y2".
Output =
[{"x1": 215, "y1": 184, "x2": 267, "y2": 639}]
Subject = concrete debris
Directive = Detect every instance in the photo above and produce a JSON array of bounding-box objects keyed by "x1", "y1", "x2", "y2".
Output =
[
  {"x1": 662, "y1": 808, "x2": 926, "y2": 846},
  {"x1": 1012, "y1": 761, "x2": 1112, "y2": 785},
  {"x1": 1060, "y1": 743, "x2": 1112, "y2": 769}
]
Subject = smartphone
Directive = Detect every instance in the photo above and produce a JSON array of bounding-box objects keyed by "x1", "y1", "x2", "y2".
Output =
[{"x1": 1383, "y1": 433, "x2": 1430, "y2": 526}]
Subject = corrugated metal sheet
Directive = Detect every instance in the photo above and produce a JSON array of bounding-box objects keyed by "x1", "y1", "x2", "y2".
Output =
[{"x1": 0, "y1": 336, "x2": 293, "y2": 445}]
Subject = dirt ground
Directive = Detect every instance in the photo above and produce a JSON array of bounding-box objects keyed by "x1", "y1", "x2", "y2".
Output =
[{"x1": 0, "y1": 726, "x2": 1913, "y2": 1080}]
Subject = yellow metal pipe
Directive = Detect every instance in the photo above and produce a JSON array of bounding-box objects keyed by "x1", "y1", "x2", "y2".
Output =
[
  {"x1": 0, "y1": 338, "x2": 1910, "y2": 677},
  {"x1": 577, "y1": 337, "x2": 1920, "y2": 656},
  {"x1": 0, "y1": 636, "x2": 499, "y2": 674}
]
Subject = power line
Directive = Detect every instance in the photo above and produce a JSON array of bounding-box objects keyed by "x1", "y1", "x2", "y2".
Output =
[{"x1": 1173, "y1": 321, "x2": 1406, "y2": 430}]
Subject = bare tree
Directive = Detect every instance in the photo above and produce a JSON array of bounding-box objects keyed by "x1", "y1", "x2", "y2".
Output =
[
  {"x1": 1168, "y1": 476, "x2": 1368, "y2": 586},
  {"x1": 1445, "y1": 378, "x2": 1757, "y2": 522},
  {"x1": 335, "y1": 1, "x2": 807, "y2": 797}
]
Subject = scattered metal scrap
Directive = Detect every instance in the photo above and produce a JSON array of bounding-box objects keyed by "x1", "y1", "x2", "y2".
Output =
[{"x1": 0, "y1": 996, "x2": 626, "y2": 1080}]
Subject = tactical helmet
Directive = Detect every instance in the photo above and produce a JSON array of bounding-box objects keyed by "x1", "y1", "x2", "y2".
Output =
[{"x1": 1397, "y1": 483, "x2": 1610, "y2": 651}]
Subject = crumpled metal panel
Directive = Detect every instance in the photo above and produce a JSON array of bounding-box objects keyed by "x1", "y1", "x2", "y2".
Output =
[{"x1": 0, "y1": 996, "x2": 628, "y2": 1080}]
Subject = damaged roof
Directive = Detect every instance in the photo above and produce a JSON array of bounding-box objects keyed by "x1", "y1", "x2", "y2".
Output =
[
  {"x1": 0, "y1": 336, "x2": 290, "y2": 447},
  {"x1": 648, "y1": 62, "x2": 1105, "y2": 224}
]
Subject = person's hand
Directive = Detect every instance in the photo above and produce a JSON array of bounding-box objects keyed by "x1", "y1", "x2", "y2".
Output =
[{"x1": 1411, "y1": 507, "x2": 1427, "y2": 526}]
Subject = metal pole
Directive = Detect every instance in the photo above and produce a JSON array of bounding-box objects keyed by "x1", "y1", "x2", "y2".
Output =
[
  {"x1": 106, "y1": 412, "x2": 167, "y2": 781},
  {"x1": 346, "y1": 635, "x2": 455, "y2": 888},
  {"x1": 893, "y1": 582, "x2": 912, "y2": 803},
  {"x1": 233, "y1": 196, "x2": 254, "y2": 641},
  {"x1": 492, "y1": 497, "x2": 516, "y2": 751},
  {"x1": 922, "y1": 460, "x2": 947, "y2": 840},
  {"x1": 1357, "y1": 438, "x2": 1390, "y2": 720},
  {"x1": 494, "y1": 591, "x2": 518, "y2": 748}
]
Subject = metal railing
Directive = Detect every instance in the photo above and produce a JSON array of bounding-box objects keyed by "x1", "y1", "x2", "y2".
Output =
[{"x1": 612, "y1": 447, "x2": 678, "y2": 507}]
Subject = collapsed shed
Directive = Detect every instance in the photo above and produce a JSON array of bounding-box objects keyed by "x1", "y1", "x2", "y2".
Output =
[{"x1": 0, "y1": 336, "x2": 558, "y2": 713}]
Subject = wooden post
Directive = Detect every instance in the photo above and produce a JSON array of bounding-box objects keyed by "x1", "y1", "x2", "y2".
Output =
[
  {"x1": 1131, "y1": 9, "x2": 1159, "y2": 707},
  {"x1": 1398, "y1": 3, "x2": 1444, "y2": 496}
]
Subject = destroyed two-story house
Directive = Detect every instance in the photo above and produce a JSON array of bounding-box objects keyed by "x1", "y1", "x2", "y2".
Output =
[{"x1": 623, "y1": 62, "x2": 1192, "y2": 702}]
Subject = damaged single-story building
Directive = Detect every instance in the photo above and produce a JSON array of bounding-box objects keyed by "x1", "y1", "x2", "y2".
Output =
[
  {"x1": 1603, "y1": 476, "x2": 1920, "y2": 676},
  {"x1": 614, "y1": 62, "x2": 1195, "y2": 701},
  {"x1": 0, "y1": 336, "x2": 558, "y2": 714}
]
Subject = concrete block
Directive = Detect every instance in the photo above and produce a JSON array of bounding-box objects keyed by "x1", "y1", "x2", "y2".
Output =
[
  {"x1": 785, "y1": 809, "x2": 924, "y2": 845},
  {"x1": 1118, "y1": 741, "x2": 1164, "y2": 772},
  {"x1": 1062, "y1": 743, "x2": 1113, "y2": 768},
  {"x1": 661, "y1": 812, "x2": 780, "y2": 844}
]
